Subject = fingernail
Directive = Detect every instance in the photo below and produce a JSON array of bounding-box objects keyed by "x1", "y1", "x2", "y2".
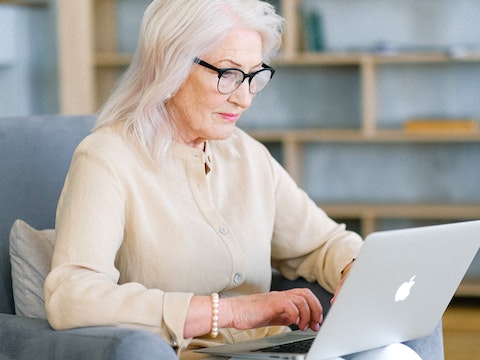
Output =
[{"x1": 319, "y1": 314, "x2": 324, "y2": 324}]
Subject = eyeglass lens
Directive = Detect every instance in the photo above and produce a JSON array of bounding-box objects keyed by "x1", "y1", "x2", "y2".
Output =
[{"x1": 218, "y1": 68, "x2": 273, "y2": 94}]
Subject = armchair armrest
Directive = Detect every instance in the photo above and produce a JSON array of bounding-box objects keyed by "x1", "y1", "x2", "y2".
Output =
[{"x1": 0, "y1": 313, "x2": 177, "y2": 360}]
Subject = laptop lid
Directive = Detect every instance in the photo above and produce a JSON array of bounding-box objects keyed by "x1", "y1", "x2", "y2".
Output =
[{"x1": 196, "y1": 220, "x2": 480, "y2": 360}]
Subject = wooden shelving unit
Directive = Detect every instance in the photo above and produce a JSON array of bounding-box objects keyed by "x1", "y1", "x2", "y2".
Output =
[
  {"x1": 274, "y1": 52, "x2": 480, "y2": 134},
  {"x1": 58, "y1": 0, "x2": 127, "y2": 114},
  {"x1": 264, "y1": 0, "x2": 480, "y2": 295},
  {"x1": 57, "y1": 0, "x2": 480, "y2": 294}
]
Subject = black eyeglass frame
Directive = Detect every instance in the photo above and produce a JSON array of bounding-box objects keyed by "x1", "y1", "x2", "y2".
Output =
[{"x1": 193, "y1": 57, "x2": 276, "y2": 94}]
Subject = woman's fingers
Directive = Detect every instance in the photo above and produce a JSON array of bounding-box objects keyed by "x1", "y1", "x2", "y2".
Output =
[
  {"x1": 229, "y1": 289, "x2": 323, "y2": 331},
  {"x1": 232, "y1": 289, "x2": 323, "y2": 330},
  {"x1": 288, "y1": 288, "x2": 323, "y2": 331}
]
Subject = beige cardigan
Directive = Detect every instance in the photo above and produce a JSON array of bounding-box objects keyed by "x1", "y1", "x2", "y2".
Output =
[{"x1": 44, "y1": 125, "x2": 362, "y2": 350}]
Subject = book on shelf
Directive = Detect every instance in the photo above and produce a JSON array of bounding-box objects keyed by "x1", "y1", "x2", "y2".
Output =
[
  {"x1": 302, "y1": 8, "x2": 325, "y2": 52},
  {"x1": 404, "y1": 118, "x2": 478, "y2": 133}
]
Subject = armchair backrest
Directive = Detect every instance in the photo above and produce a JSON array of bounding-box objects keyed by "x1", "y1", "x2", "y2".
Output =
[{"x1": 0, "y1": 115, "x2": 95, "y2": 314}]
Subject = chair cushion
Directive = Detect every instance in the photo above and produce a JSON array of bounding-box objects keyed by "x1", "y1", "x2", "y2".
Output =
[{"x1": 9, "y1": 219, "x2": 55, "y2": 319}]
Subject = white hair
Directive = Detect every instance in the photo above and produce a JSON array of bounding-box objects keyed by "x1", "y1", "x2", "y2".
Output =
[{"x1": 94, "y1": 0, "x2": 285, "y2": 162}]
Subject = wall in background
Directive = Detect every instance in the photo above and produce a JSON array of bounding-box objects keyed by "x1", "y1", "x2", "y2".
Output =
[{"x1": 0, "y1": 2, "x2": 57, "y2": 117}]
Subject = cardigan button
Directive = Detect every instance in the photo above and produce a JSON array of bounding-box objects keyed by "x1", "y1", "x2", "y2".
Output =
[
  {"x1": 219, "y1": 226, "x2": 228, "y2": 235},
  {"x1": 233, "y1": 273, "x2": 244, "y2": 284}
]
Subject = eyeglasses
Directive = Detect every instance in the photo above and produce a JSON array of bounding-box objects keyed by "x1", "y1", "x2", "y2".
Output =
[{"x1": 193, "y1": 57, "x2": 275, "y2": 95}]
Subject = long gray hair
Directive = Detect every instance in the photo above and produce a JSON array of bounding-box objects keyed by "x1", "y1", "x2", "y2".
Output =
[{"x1": 94, "y1": 0, "x2": 285, "y2": 162}]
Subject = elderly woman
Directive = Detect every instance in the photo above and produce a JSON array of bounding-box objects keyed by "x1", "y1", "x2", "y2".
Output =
[{"x1": 45, "y1": 1, "x2": 420, "y2": 359}]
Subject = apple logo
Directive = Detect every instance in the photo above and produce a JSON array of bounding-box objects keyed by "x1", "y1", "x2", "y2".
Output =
[{"x1": 395, "y1": 275, "x2": 416, "y2": 302}]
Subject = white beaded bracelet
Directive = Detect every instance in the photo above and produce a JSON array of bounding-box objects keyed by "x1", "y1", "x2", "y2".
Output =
[{"x1": 211, "y1": 293, "x2": 219, "y2": 338}]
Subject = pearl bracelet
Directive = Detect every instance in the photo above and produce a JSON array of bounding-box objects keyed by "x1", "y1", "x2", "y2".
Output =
[{"x1": 210, "y1": 293, "x2": 219, "y2": 338}]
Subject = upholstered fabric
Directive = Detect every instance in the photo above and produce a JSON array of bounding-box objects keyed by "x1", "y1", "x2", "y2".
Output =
[
  {"x1": 0, "y1": 313, "x2": 177, "y2": 360},
  {"x1": 0, "y1": 115, "x2": 95, "y2": 315},
  {"x1": 0, "y1": 115, "x2": 178, "y2": 360},
  {"x1": 10, "y1": 219, "x2": 55, "y2": 319}
]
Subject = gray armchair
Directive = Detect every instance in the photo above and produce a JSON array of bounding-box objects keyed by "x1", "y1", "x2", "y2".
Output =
[
  {"x1": 0, "y1": 115, "x2": 443, "y2": 359},
  {"x1": 0, "y1": 115, "x2": 178, "y2": 360}
]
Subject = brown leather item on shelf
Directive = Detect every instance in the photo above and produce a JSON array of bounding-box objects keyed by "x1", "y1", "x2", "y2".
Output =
[{"x1": 404, "y1": 118, "x2": 478, "y2": 133}]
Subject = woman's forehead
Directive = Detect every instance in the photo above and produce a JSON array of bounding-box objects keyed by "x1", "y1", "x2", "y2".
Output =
[{"x1": 204, "y1": 28, "x2": 263, "y2": 66}]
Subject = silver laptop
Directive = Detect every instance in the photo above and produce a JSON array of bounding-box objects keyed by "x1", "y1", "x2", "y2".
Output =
[{"x1": 196, "y1": 220, "x2": 480, "y2": 360}]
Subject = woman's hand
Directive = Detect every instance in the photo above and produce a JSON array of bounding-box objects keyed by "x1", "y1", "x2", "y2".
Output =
[
  {"x1": 184, "y1": 288, "x2": 323, "y2": 339},
  {"x1": 225, "y1": 288, "x2": 323, "y2": 332}
]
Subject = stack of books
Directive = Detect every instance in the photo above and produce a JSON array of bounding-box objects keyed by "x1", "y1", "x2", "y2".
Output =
[{"x1": 404, "y1": 118, "x2": 478, "y2": 134}]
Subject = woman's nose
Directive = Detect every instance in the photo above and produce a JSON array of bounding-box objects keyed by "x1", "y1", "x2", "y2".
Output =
[{"x1": 228, "y1": 80, "x2": 254, "y2": 109}]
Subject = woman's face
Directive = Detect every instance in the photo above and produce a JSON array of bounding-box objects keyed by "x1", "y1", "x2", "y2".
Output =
[{"x1": 167, "y1": 27, "x2": 263, "y2": 149}]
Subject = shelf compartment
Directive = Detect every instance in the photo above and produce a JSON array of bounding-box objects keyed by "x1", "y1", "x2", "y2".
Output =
[{"x1": 274, "y1": 52, "x2": 480, "y2": 134}]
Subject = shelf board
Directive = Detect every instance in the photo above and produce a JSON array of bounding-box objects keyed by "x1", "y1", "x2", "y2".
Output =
[
  {"x1": 373, "y1": 52, "x2": 480, "y2": 64},
  {"x1": 455, "y1": 280, "x2": 480, "y2": 297},
  {"x1": 277, "y1": 52, "x2": 361, "y2": 66},
  {"x1": 276, "y1": 51, "x2": 480, "y2": 66},
  {"x1": 88, "y1": 51, "x2": 480, "y2": 68},
  {"x1": 248, "y1": 128, "x2": 480, "y2": 143},
  {"x1": 319, "y1": 202, "x2": 480, "y2": 245},
  {"x1": 319, "y1": 203, "x2": 480, "y2": 220}
]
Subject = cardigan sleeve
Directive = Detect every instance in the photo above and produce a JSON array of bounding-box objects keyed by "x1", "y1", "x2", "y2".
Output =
[
  {"x1": 44, "y1": 136, "x2": 193, "y2": 349},
  {"x1": 268, "y1": 153, "x2": 363, "y2": 294}
]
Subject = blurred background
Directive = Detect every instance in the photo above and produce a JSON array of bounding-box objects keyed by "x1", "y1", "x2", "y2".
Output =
[{"x1": 1, "y1": 1, "x2": 479, "y2": 357}]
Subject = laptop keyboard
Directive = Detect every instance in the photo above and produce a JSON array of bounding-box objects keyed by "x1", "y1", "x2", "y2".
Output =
[{"x1": 256, "y1": 338, "x2": 315, "y2": 354}]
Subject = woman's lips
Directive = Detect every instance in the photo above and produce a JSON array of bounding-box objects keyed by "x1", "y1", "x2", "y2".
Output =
[{"x1": 219, "y1": 113, "x2": 240, "y2": 123}]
